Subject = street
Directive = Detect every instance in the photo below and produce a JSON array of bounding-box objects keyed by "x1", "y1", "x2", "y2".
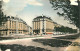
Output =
[{"x1": 0, "y1": 34, "x2": 79, "y2": 51}]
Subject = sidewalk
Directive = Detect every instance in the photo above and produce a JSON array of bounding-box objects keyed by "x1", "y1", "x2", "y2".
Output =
[{"x1": 65, "y1": 37, "x2": 80, "y2": 51}]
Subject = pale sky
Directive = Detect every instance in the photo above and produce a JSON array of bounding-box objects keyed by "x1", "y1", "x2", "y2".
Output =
[{"x1": 2, "y1": 0, "x2": 78, "y2": 29}]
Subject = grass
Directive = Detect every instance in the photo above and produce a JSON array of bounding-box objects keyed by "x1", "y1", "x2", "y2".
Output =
[
  {"x1": 0, "y1": 44, "x2": 51, "y2": 51},
  {"x1": 0, "y1": 37, "x2": 13, "y2": 40},
  {"x1": 33, "y1": 39, "x2": 72, "y2": 47},
  {"x1": 0, "y1": 35, "x2": 43, "y2": 41}
]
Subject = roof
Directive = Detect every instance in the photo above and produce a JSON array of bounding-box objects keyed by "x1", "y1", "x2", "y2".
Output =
[
  {"x1": 33, "y1": 15, "x2": 53, "y2": 21},
  {"x1": 6, "y1": 16, "x2": 27, "y2": 25}
]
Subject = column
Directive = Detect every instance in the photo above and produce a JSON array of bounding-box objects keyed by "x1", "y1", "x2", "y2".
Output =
[{"x1": 16, "y1": 20, "x2": 18, "y2": 34}]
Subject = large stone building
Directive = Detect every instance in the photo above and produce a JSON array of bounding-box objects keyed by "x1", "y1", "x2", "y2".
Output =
[
  {"x1": 33, "y1": 16, "x2": 55, "y2": 35},
  {"x1": 0, "y1": 16, "x2": 32, "y2": 36}
]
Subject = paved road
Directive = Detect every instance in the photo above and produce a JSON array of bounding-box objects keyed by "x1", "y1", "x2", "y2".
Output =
[
  {"x1": 0, "y1": 34, "x2": 79, "y2": 51},
  {"x1": 65, "y1": 37, "x2": 80, "y2": 51}
]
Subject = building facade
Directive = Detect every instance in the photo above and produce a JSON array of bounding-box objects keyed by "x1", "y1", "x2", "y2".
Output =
[
  {"x1": 0, "y1": 16, "x2": 32, "y2": 36},
  {"x1": 33, "y1": 16, "x2": 54, "y2": 35}
]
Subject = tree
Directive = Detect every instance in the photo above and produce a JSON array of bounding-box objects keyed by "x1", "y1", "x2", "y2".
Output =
[
  {"x1": 49, "y1": 0, "x2": 79, "y2": 30},
  {"x1": 0, "y1": 0, "x2": 6, "y2": 25},
  {"x1": 54, "y1": 26, "x2": 77, "y2": 33}
]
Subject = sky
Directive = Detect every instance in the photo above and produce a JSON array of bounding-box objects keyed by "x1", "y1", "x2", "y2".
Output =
[{"x1": 2, "y1": 0, "x2": 78, "y2": 29}]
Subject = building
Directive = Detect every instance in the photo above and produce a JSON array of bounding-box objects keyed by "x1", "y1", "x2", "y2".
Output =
[
  {"x1": 0, "y1": 16, "x2": 32, "y2": 36},
  {"x1": 33, "y1": 16, "x2": 55, "y2": 35}
]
